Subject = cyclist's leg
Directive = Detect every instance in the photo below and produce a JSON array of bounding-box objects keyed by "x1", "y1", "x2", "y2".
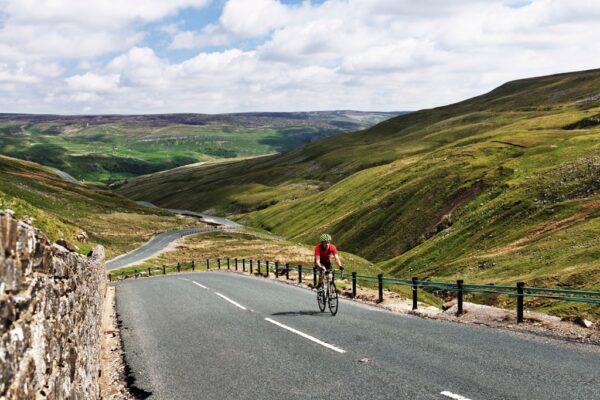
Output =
[
  {"x1": 316, "y1": 264, "x2": 324, "y2": 287},
  {"x1": 323, "y1": 262, "x2": 332, "y2": 289}
]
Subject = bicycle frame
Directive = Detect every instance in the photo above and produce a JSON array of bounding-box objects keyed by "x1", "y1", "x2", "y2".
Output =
[{"x1": 317, "y1": 268, "x2": 339, "y2": 315}]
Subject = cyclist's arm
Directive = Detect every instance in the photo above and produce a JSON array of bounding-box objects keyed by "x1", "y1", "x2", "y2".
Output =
[
  {"x1": 314, "y1": 256, "x2": 325, "y2": 270},
  {"x1": 334, "y1": 253, "x2": 343, "y2": 269}
]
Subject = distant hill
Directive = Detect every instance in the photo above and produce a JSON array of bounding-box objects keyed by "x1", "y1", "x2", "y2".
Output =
[
  {"x1": 0, "y1": 111, "x2": 403, "y2": 186},
  {"x1": 118, "y1": 69, "x2": 600, "y2": 317}
]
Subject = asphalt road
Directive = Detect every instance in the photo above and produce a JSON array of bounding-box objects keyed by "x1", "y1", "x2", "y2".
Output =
[
  {"x1": 49, "y1": 167, "x2": 78, "y2": 183},
  {"x1": 165, "y1": 208, "x2": 242, "y2": 228},
  {"x1": 115, "y1": 272, "x2": 600, "y2": 400},
  {"x1": 106, "y1": 228, "x2": 215, "y2": 270},
  {"x1": 104, "y1": 202, "x2": 241, "y2": 270}
]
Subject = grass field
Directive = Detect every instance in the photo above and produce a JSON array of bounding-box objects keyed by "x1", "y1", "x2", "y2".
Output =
[
  {"x1": 0, "y1": 111, "x2": 400, "y2": 187},
  {"x1": 118, "y1": 69, "x2": 600, "y2": 318}
]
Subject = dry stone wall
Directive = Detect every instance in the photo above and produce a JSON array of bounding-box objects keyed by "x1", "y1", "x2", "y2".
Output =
[{"x1": 0, "y1": 211, "x2": 106, "y2": 399}]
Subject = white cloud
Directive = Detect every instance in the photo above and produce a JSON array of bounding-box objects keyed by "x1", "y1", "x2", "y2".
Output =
[
  {"x1": 170, "y1": 24, "x2": 231, "y2": 49},
  {"x1": 65, "y1": 72, "x2": 120, "y2": 92},
  {"x1": 220, "y1": 0, "x2": 292, "y2": 37},
  {"x1": 0, "y1": 1, "x2": 211, "y2": 61},
  {"x1": 0, "y1": 62, "x2": 38, "y2": 84},
  {"x1": 2, "y1": 0, "x2": 600, "y2": 114},
  {"x1": 4, "y1": 0, "x2": 211, "y2": 27}
]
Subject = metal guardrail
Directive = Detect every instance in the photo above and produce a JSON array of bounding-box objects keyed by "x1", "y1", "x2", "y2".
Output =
[{"x1": 108, "y1": 258, "x2": 600, "y2": 323}]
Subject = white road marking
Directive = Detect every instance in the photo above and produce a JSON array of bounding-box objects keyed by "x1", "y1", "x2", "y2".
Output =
[
  {"x1": 440, "y1": 391, "x2": 472, "y2": 400},
  {"x1": 264, "y1": 318, "x2": 346, "y2": 354},
  {"x1": 178, "y1": 278, "x2": 189, "y2": 281},
  {"x1": 215, "y1": 292, "x2": 247, "y2": 310},
  {"x1": 192, "y1": 281, "x2": 208, "y2": 289}
]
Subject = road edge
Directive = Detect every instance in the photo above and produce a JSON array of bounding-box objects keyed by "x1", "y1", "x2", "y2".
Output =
[{"x1": 100, "y1": 285, "x2": 134, "y2": 399}]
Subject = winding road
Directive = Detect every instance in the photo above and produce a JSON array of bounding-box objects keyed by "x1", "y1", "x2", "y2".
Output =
[
  {"x1": 106, "y1": 227, "x2": 216, "y2": 270},
  {"x1": 49, "y1": 168, "x2": 241, "y2": 270},
  {"x1": 106, "y1": 203, "x2": 240, "y2": 270},
  {"x1": 115, "y1": 271, "x2": 600, "y2": 400}
]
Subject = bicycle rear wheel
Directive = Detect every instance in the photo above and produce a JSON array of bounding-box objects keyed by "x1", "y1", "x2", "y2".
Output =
[
  {"x1": 317, "y1": 284, "x2": 326, "y2": 312},
  {"x1": 328, "y1": 282, "x2": 338, "y2": 316}
]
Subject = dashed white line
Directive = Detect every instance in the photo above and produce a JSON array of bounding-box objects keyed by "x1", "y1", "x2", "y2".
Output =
[
  {"x1": 264, "y1": 318, "x2": 346, "y2": 354},
  {"x1": 440, "y1": 391, "x2": 472, "y2": 400},
  {"x1": 192, "y1": 281, "x2": 208, "y2": 289},
  {"x1": 215, "y1": 292, "x2": 247, "y2": 310}
]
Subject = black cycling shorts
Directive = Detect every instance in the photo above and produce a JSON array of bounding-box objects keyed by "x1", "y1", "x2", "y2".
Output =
[{"x1": 320, "y1": 261, "x2": 332, "y2": 271}]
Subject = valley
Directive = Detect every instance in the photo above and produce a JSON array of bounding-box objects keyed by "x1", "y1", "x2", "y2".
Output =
[
  {"x1": 117, "y1": 69, "x2": 600, "y2": 319},
  {"x1": 0, "y1": 111, "x2": 401, "y2": 187}
]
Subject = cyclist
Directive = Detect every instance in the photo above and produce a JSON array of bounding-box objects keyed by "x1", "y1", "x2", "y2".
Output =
[{"x1": 314, "y1": 233, "x2": 343, "y2": 287}]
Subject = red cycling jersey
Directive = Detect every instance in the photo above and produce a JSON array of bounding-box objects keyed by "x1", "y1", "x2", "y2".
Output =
[{"x1": 314, "y1": 243, "x2": 337, "y2": 265}]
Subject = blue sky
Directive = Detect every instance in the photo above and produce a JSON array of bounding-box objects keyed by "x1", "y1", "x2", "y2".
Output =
[{"x1": 0, "y1": 0, "x2": 598, "y2": 114}]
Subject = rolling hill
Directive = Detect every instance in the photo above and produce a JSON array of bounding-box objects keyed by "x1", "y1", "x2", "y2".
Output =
[
  {"x1": 0, "y1": 111, "x2": 401, "y2": 187},
  {"x1": 118, "y1": 68, "x2": 600, "y2": 318},
  {"x1": 0, "y1": 155, "x2": 195, "y2": 259}
]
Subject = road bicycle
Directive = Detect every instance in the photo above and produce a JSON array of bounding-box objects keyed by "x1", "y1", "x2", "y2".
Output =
[{"x1": 317, "y1": 268, "x2": 339, "y2": 316}]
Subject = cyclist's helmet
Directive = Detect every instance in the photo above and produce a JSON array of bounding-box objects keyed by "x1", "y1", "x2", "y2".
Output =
[{"x1": 319, "y1": 233, "x2": 332, "y2": 242}]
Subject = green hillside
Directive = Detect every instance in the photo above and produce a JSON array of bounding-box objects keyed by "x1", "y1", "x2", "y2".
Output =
[
  {"x1": 0, "y1": 111, "x2": 400, "y2": 187},
  {"x1": 0, "y1": 155, "x2": 194, "y2": 259},
  {"x1": 118, "y1": 69, "x2": 600, "y2": 316}
]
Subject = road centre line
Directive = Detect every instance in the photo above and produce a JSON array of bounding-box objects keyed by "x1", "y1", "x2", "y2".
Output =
[
  {"x1": 440, "y1": 391, "x2": 472, "y2": 400},
  {"x1": 192, "y1": 281, "x2": 208, "y2": 289},
  {"x1": 264, "y1": 318, "x2": 346, "y2": 354},
  {"x1": 178, "y1": 278, "x2": 208, "y2": 289},
  {"x1": 215, "y1": 292, "x2": 248, "y2": 310}
]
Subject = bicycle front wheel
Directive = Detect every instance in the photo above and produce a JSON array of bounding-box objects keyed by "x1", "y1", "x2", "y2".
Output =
[
  {"x1": 317, "y1": 285, "x2": 326, "y2": 312},
  {"x1": 328, "y1": 282, "x2": 338, "y2": 316}
]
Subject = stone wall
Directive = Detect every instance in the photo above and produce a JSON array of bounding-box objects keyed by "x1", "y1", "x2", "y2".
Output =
[{"x1": 0, "y1": 211, "x2": 106, "y2": 399}]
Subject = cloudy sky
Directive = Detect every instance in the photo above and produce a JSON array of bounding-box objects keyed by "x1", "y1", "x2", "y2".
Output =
[{"x1": 0, "y1": 0, "x2": 599, "y2": 114}]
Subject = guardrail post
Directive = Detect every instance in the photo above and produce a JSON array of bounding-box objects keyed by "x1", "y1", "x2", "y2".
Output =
[
  {"x1": 177, "y1": 262, "x2": 180, "y2": 273},
  {"x1": 235, "y1": 258, "x2": 238, "y2": 270},
  {"x1": 250, "y1": 260, "x2": 253, "y2": 274},
  {"x1": 457, "y1": 280, "x2": 464, "y2": 316},
  {"x1": 206, "y1": 259, "x2": 209, "y2": 270},
  {"x1": 517, "y1": 282, "x2": 525, "y2": 323},
  {"x1": 217, "y1": 259, "x2": 221, "y2": 270},
  {"x1": 352, "y1": 272, "x2": 357, "y2": 298},
  {"x1": 227, "y1": 258, "x2": 230, "y2": 270},
  {"x1": 258, "y1": 260, "x2": 261, "y2": 275},
  {"x1": 275, "y1": 261, "x2": 279, "y2": 278},
  {"x1": 412, "y1": 277, "x2": 418, "y2": 310},
  {"x1": 266, "y1": 261, "x2": 270, "y2": 277},
  {"x1": 377, "y1": 274, "x2": 383, "y2": 303},
  {"x1": 298, "y1": 265, "x2": 302, "y2": 284},
  {"x1": 242, "y1": 259, "x2": 246, "y2": 272},
  {"x1": 163, "y1": 265, "x2": 166, "y2": 275},
  {"x1": 285, "y1": 263, "x2": 290, "y2": 280},
  {"x1": 192, "y1": 260, "x2": 195, "y2": 271},
  {"x1": 313, "y1": 267, "x2": 317, "y2": 287},
  {"x1": 148, "y1": 267, "x2": 151, "y2": 276}
]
